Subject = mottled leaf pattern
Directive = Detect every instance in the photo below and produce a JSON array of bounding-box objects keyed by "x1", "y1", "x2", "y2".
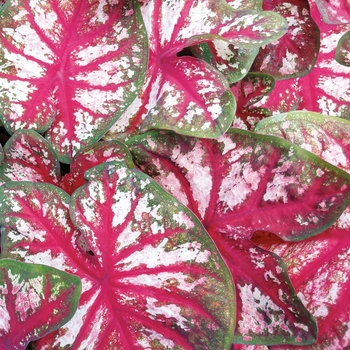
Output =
[
  {"x1": 253, "y1": 219, "x2": 350, "y2": 349},
  {"x1": 0, "y1": 259, "x2": 81, "y2": 350},
  {"x1": 315, "y1": 0, "x2": 350, "y2": 24},
  {"x1": 105, "y1": 0, "x2": 286, "y2": 140},
  {"x1": 60, "y1": 140, "x2": 134, "y2": 194},
  {"x1": 253, "y1": 0, "x2": 350, "y2": 117},
  {"x1": 252, "y1": 0, "x2": 320, "y2": 79},
  {"x1": 336, "y1": 30, "x2": 350, "y2": 66},
  {"x1": 231, "y1": 72, "x2": 275, "y2": 129},
  {"x1": 255, "y1": 111, "x2": 350, "y2": 172},
  {"x1": 0, "y1": 0, "x2": 147, "y2": 162},
  {"x1": 0, "y1": 130, "x2": 60, "y2": 185},
  {"x1": 0, "y1": 163, "x2": 235, "y2": 349},
  {"x1": 128, "y1": 129, "x2": 350, "y2": 344}
]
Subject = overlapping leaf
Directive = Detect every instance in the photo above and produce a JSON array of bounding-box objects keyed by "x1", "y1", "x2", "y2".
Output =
[
  {"x1": 336, "y1": 30, "x2": 350, "y2": 66},
  {"x1": 251, "y1": 0, "x2": 319, "y2": 80},
  {"x1": 255, "y1": 111, "x2": 350, "y2": 172},
  {"x1": 0, "y1": 259, "x2": 81, "y2": 350},
  {"x1": 128, "y1": 128, "x2": 350, "y2": 344},
  {"x1": 253, "y1": 0, "x2": 350, "y2": 117},
  {"x1": 315, "y1": 0, "x2": 350, "y2": 24},
  {"x1": 230, "y1": 73, "x2": 275, "y2": 129},
  {"x1": 0, "y1": 162, "x2": 234, "y2": 348},
  {"x1": 105, "y1": 0, "x2": 287, "y2": 140},
  {"x1": 0, "y1": 0, "x2": 148, "y2": 163},
  {"x1": 254, "y1": 111, "x2": 350, "y2": 348},
  {"x1": 0, "y1": 129, "x2": 61, "y2": 185}
]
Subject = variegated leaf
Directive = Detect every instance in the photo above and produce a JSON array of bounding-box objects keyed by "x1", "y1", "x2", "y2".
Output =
[
  {"x1": 336, "y1": 30, "x2": 350, "y2": 66},
  {"x1": 253, "y1": 0, "x2": 350, "y2": 117},
  {"x1": 253, "y1": 216, "x2": 350, "y2": 349},
  {"x1": 0, "y1": 0, "x2": 147, "y2": 163},
  {"x1": 0, "y1": 130, "x2": 60, "y2": 185},
  {"x1": 255, "y1": 111, "x2": 350, "y2": 173},
  {"x1": 0, "y1": 164, "x2": 235, "y2": 349},
  {"x1": 60, "y1": 140, "x2": 134, "y2": 194},
  {"x1": 252, "y1": 0, "x2": 320, "y2": 79},
  {"x1": 128, "y1": 129, "x2": 350, "y2": 344},
  {"x1": 105, "y1": 0, "x2": 286, "y2": 140},
  {"x1": 0, "y1": 259, "x2": 81, "y2": 350},
  {"x1": 315, "y1": 0, "x2": 350, "y2": 24}
]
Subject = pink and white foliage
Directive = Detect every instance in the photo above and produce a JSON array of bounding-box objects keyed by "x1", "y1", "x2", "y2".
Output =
[
  {"x1": 336, "y1": 30, "x2": 350, "y2": 66},
  {"x1": 253, "y1": 0, "x2": 350, "y2": 118},
  {"x1": 0, "y1": 259, "x2": 81, "y2": 350},
  {"x1": 0, "y1": 129, "x2": 61, "y2": 185},
  {"x1": 0, "y1": 0, "x2": 148, "y2": 163},
  {"x1": 105, "y1": 0, "x2": 287, "y2": 140},
  {"x1": 252, "y1": 0, "x2": 320, "y2": 80},
  {"x1": 128, "y1": 128, "x2": 350, "y2": 344},
  {"x1": 0, "y1": 129, "x2": 134, "y2": 194},
  {"x1": 315, "y1": 0, "x2": 350, "y2": 24},
  {"x1": 254, "y1": 111, "x2": 350, "y2": 348},
  {"x1": 0, "y1": 162, "x2": 235, "y2": 349}
]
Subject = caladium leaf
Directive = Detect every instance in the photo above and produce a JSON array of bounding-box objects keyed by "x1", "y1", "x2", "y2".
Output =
[
  {"x1": 255, "y1": 111, "x2": 350, "y2": 172},
  {"x1": 207, "y1": 235, "x2": 317, "y2": 345},
  {"x1": 0, "y1": 129, "x2": 61, "y2": 185},
  {"x1": 0, "y1": 259, "x2": 81, "y2": 350},
  {"x1": 336, "y1": 30, "x2": 350, "y2": 66},
  {"x1": 60, "y1": 140, "x2": 134, "y2": 194},
  {"x1": 226, "y1": 0, "x2": 262, "y2": 11},
  {"x1": 105, "y1": 0, "x2": 286, "y2": 140},
  {"x1": 253, "y1": 215, "x2": 350, "y2": 349},
  {"x1": 129, "y1": 129, "x2": 350, "y2": 241},
  {"x1": 188, "y1": 39, "x2": 259, "y2": 84},
  {"x1": 252, "y1": 0, "x2": 320, "y2": 79},
  {"x1": 315, "y1": 0, "x2": 350, "y2": 24},
  {"x1": 0, "y1": 163, "x2": 235, "y2": 348},
  {"x1": 254, "y1": 0, "x2": 350, "y2": 117},
  {"x1": 231, "y1": 73, "x2": 275, "y2": 129},
  {"x1": 0, "y1": 0, "x2": 148, "y2": 163},
  {"x1": 128, "y1": 129, "x2": 350, "y2": 344}
]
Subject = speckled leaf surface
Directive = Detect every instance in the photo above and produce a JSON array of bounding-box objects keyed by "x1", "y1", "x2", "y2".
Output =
[
  {"x1": 254, "y1": 0, "x2": 350, "y2": 117},
  {"x1": 0, "y1": 259, "x2": 81, "y2": 350},
  {"x1": 0, "y1": 0, "x2": 147, "y2": 163},
  {"x1": 316, "y1": 0, "x2": 350, "y2": 24},
  {"x1": 128, "y1": 129, "x2": 350, "y2": 344},
  {"x1": 60, "y1": 140, "x2": 134, "y2": 194},
  {"x1": 208, "y1": 236, "x2": 317, "y2": 345},
  {"x1": 231, "y1": 73, "x2": 275, "y2": 129},
  {"x1": 0, "y1": 164, "x2": 235, "y2": 348},
  {"x1": 226, "y1": 0, "x2": 262, "y2": 11},
  {"x1": 0, "y1": 130, "x2": 61, "y2": 185},
  {"x1": 255, "y1": 111, "x2": 350, "y2": 172},
  {"x1": 336, "y1": 30, "x2": 350, "y2": 66},
  {"x1": 105, "y1": 0, "x2": 286, "y2": 140},
  {"x1": 129, "y1": 129, "x2": 350, "y2": 241},
  {"x1": 252, "y1": 0, "x2": 319, "y2": 79},
  {"x1": 253, "y1": 216, "x2": 350, "y2": 349}
]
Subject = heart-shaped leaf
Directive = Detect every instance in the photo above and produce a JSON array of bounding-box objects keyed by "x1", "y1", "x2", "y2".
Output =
[
  {"x1": 60, "y1": 140, "x2": 134, "y2": 194},
  {"x1": 0, "y1": 0, "x2": 148, "y2": 163},
  {"x1": 105, "y1": 0, "x2": 286, "y2": 140},
  {"x1": 255, "y1": 111, "x2": 350, "y2": 172},
  {"x1": 315, "y1": 0, "x2": 350, "y2": 24},
  {"x1": 231, "y1": 72, "x2": 275, "y2": 129},
  {"x1": 253, "y1": 0, "x2": 350, "y2": 117},
  {"x1": 336, "y1": 30, "x2": 350, "y2": 66},
  {"x1": 253, "y1": 215, "x2": 350, "y2": 349},
  {"x1": 0, "y1": 259, "x2": 81, "y2": 350},
  {"x1": 252, "y1": 0, "x2": 320, "y2": 79},
  {"x1": 128, "y1": 129, "x2": 350, "y2": 343},
  {"x1": 0, "y1": 163, "x2": 235, "y2": 348},
  {"x1": 0, "y1": 129, "x2": 61, "y2": 185}
]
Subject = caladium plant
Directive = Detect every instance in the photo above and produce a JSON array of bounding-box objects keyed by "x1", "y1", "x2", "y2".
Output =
[{"x1": 0, "y1": 0, "x2": 350, "y2": 348}]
